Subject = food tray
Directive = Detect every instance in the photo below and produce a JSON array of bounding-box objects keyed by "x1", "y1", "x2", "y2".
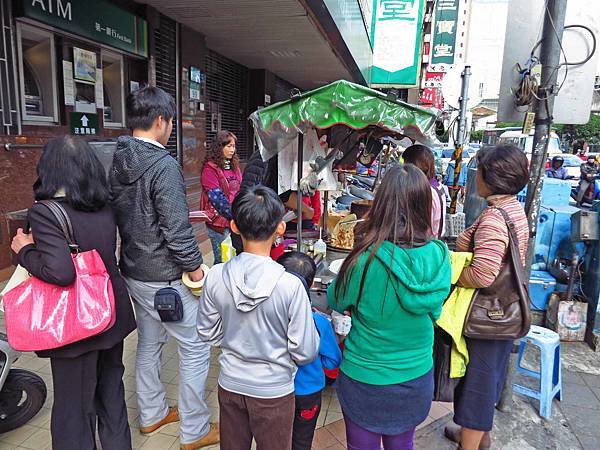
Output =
[{"x1": 326, "y1": 242, "x2": 352, "y2": 253}]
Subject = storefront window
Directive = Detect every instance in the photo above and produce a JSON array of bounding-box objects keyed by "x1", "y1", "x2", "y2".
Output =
[
  {"x1": 102, "y1": 50, "x2": 125, "y2": 128},
  {"x1": 17, "y1": 24, "x2": 58, "y2": 123}
]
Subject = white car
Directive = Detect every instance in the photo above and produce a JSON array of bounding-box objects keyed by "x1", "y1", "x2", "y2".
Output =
[{"x1": 439, "y1": 147, "x2": 475, "y2": 176}]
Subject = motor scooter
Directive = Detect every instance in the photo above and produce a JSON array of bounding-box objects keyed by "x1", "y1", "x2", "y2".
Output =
[
  {"x1": 0, "y1": 332, "x2": 46, "y2": 433},
  {"x1": 572, "y1": 175, "x2": 600, "y2": 206}
]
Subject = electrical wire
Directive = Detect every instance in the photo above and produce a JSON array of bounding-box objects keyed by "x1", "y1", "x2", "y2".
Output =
[
  {"x1": 538, "y1": 5, "x2": 597, "y2": 96},
  {"x1": 513, "y1": 64, "x2": 539, "y2": 107},
  {"x1": 559, "y1": 25, "x2": 597, "y2": 67},
  {"x1": 576, "y1": 258, "x2": 587, "y2": 301},
  {"x1": 513, "y1": 6, "x2": 597, "y2": 108},
  {"x1": 444, "y1": 114, "x2": 459, "y2": 144}
]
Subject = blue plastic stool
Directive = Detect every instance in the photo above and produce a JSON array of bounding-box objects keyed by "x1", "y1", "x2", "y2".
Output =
[{"x1": 513, "y1": 325, "x2": 562, "y2": 419}]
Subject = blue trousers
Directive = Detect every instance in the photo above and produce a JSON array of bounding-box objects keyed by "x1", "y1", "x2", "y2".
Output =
[{"x1": 208, "y1": 228, "x2": 227, "y2": 265}]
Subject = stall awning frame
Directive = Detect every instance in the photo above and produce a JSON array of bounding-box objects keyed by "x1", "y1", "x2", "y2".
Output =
[{"x1": 250, "y1": 79, "x2": 439, "y2": 161}]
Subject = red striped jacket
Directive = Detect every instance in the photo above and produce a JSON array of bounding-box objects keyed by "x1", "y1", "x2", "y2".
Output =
[{"x1": 456, "y1": 195, "x2": 529, "y2": 288}]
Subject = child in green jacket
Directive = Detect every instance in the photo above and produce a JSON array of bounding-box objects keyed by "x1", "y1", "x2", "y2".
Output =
[{"x1": 328, "y1": 164, "x2": 451, "y2": 450}]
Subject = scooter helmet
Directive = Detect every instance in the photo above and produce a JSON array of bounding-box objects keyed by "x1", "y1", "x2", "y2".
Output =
[{"x1": 551, "y1": 156, "x2": 564, "y2": 167}]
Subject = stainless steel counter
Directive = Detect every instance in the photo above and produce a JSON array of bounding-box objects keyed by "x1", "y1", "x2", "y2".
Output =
[{"x1": 310, "y1": 248, "x2": 348, "y2": 312}]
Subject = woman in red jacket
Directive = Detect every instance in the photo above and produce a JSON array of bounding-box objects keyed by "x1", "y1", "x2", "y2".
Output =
[
  {"x1": 283, "y1": 190, "x2": 322, "y2": 231},
  {"x1": 201, "y1": 131, "x2": 242, "y2": 264}
]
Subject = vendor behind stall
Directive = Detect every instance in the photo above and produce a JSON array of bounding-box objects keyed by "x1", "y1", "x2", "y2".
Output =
[{"x1": 282, "y1": 190, "x2": 322, "y2": 231}]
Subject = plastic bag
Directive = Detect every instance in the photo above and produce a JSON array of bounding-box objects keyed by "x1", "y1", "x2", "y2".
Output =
[
  {"x1": 0, "y1": 265, "x2": 31, "y2": 310},
  {"x1": 433, "y1": 327, "x2": 459, "y2": 402},
  {"x1": 221, "y1": 234, "x2": 236, "y2": 263}
]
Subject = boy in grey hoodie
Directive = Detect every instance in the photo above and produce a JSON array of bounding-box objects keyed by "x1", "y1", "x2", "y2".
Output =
[{"x1": 197, "y1": 185, "x2": 319, "y2": 450}]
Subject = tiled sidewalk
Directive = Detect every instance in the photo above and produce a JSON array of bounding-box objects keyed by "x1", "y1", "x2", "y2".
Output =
[
  {"x1": 0, "y1": 247, "x2": 453, "y2": 450},
  {"x1": 0, "y1": 330, "x2": 453, "y2": 450},
  {"x1": 558, "y1": 369, "x2": 600, "y2": 450}
]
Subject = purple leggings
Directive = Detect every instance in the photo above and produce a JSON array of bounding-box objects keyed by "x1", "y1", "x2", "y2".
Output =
[{"x1": 344, "y1": 416, "x2": 415, "y2": 450}]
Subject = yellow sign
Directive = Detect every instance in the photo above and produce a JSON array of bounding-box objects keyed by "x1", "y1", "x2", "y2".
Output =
[{"x1": 522, "y1": 112, "x2": 536, "y2": 135}]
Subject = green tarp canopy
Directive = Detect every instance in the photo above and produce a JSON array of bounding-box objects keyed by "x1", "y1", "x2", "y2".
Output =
[{"x1": 250, "y1": 79, "x2": 439, "y2": 160}]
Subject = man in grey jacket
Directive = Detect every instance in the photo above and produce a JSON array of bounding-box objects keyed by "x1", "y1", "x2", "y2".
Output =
[
  {"x1": 111, "y1": 86, "x2": 218, "y2": 449},
  {"x1": 197, "y1": 186, "x2": 319, "y2": 450}
]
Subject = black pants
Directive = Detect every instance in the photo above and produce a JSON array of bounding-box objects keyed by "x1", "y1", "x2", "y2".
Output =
[
  {"x1": 50, "y1": 341, "x2": 131, "y2": 450},
  {"x1": 292, "y1": 390, "x2": 323, "y2": 450},
  {"x1": 577, "y1": 179, "x2": 593, "y2": 204}
]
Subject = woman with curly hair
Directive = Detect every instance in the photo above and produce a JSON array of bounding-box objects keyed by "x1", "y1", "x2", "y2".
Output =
[{"x1": 201, "y1": 130, "x2": 242, "y2": 264}]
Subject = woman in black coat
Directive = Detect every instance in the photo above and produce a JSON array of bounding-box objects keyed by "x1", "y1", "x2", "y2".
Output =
[{"x1": 11, "y1": 136, "x2": 136, "y2": 450}]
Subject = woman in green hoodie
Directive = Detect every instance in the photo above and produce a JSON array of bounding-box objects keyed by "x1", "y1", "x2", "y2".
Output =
[{"x1": 328, "y1": 164, "x2": 451, "y2": 450}]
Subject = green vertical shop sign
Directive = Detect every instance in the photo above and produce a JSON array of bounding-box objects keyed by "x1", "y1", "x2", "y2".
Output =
[
  {"x1": 430, "y1": 0, "x2": 459, "y2": 65},
  {"x1": 370, "y1": 0, "x2": 425, "y2": 87},
  {"x1": 21, "y1": 0, "x2": 148, "y2": 57}
]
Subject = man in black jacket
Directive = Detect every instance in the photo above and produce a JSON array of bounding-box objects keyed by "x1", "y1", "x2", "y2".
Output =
[{"x1": 111, "y1": 87, "x2": 219, "y2": 449}]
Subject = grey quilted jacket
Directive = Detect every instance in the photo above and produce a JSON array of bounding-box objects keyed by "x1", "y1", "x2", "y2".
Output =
[{"x1": 110, "y1": 136, "x2": 203, "y2": 282}]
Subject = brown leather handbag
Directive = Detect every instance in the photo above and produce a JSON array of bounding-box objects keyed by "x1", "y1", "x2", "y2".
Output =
[{"x1": 463, "y1": 208, "x2": 532, "y2": 340}]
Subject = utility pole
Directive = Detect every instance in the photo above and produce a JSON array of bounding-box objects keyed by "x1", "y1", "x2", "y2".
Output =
[
  {"x1": 524, "y1": 0, "x2": 568, "y2": 274},
  {"x1": 498, "y1": 0, "x2": 568, "y2": 413},
  {"x1": 449, "y1": 65, "x2": 471, "y2": 213}
]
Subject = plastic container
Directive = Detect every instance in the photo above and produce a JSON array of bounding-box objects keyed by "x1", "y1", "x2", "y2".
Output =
[
  {"x1": 314, "y1": 228, "x2": 327, "y2": 257},
  {"x1": 314, "y1": 239, "x2": 326, "y2": 256},
  {"x1": 331, "y1": 310, "x2": 352, "y2": 336},
  {"x1": 529, "y1": 270, "x2": 557, "y2": 311},
  {"x1": 534, "y1": 205, "x2": 585, "y2": 265},
  {"x1": 541, "y1": 178, "x2": 573, "y2": 206}
]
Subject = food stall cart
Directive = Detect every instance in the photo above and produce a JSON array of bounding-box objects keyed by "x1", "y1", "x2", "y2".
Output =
[
  {"x1": 250, "y1": 81, "x2": 441, "y2": 385},
  {"x1": 249, "y1": 79, "x2": 439, "y2": 251}
]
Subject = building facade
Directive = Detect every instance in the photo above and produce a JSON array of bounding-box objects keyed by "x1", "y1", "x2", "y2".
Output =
[{"x1": 0, "y1": 0, "x2": 373, "y2": 279}]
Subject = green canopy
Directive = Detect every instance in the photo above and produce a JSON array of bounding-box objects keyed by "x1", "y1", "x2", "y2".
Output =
[{"x1": 250, "y1": 79, "x2": 439, "y2": 160}]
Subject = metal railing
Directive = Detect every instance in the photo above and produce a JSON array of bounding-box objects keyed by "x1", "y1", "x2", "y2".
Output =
[{"x1": 4, "y1": 143, "x2": 45, "y2": 151}]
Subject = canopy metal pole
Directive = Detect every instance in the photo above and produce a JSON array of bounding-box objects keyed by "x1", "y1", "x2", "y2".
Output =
[
  {"x1": 297, "y1": 133, "x2": 304, "y2": 251},
  {"x1": 322, "y1": 191, "x2": 329, "y2": 236}
]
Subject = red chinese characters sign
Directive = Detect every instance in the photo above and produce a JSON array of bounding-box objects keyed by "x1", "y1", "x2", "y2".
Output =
[
  {"x1": 419, "y1": 88, "x2": 443, "y2": 109},
  {"x1": 423, "y1": 71, "x2": 445, "y2": 88}
]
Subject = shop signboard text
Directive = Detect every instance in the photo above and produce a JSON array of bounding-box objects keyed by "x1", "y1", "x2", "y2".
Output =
[
  {"x1": 370, "y1": 0, "x2": 425, "y2": 87},
  {"x1": 430, "y1": 0, "x2": 459, "y2": 66},
  {"x1": 22, "y1": 0, "x2": 148, "y2": 57}
]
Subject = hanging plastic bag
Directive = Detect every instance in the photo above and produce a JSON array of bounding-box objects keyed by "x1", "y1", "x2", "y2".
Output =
[{"x1": 221, "y1": 233, "x2": 236, "y2": 263}]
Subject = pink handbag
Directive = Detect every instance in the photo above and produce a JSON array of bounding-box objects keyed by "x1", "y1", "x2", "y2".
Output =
[{"x1": 2, "y1": 201, "x2": 116, "y2": 352}]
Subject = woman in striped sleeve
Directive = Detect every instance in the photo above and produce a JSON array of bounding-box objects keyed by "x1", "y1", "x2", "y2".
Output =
[{"x1": 445, "y1": 144, "x2": 530, "y2": 450}]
